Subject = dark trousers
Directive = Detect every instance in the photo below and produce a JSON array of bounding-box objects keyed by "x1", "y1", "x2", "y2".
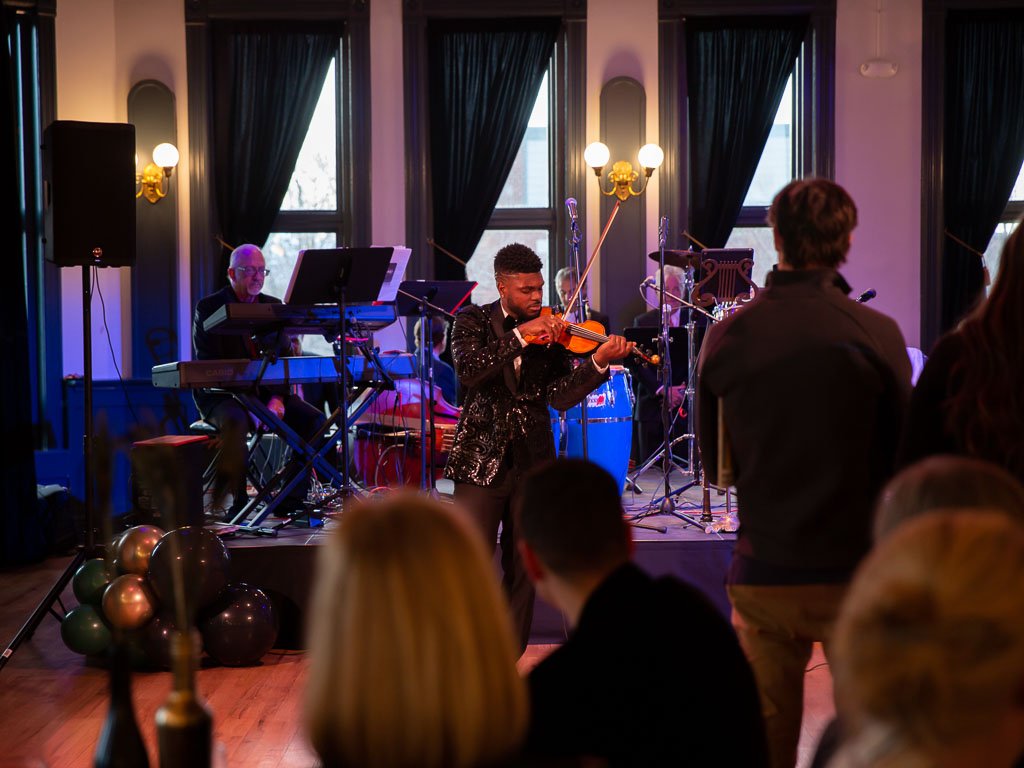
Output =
[
  {"x1": 454, "y1": 468, "x2": 534, "y2": 654},
  {"x1": 204, "y1": 394, "x2": 325, "y2": 511}
]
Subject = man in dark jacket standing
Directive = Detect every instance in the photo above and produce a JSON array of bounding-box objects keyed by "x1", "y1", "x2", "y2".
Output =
[
  {"x1": 697, "y1": 179, "x2": 912, "y2": 768},
  {"x1": 445, "y1": 243, "x2": 632, "y2": 650}
]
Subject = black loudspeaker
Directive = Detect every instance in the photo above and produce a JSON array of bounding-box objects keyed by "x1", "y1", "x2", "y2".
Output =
[
  {"x1": 131, "y1": 435, "x2": 209, "y2": 529},
  {"x1": 43, "y1": 120, "x2": 137, "y2": 268}
]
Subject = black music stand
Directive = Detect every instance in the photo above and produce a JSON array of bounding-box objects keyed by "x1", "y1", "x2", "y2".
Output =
[
  {"x1": 229, "y1": 248, "x2": 400, "y2": 531},
  {"x1": 397, "y1": 280, "x2": 475, "y2": 490},
  {"x1": 292, "y1": 247, "x2": 398, "y2": 495}
]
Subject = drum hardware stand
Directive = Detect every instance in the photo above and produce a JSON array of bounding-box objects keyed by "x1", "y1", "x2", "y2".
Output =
[
  {"x1": 400, "y1": 286, "x2": 456, "y2": 493},
  {"x1": 635, "y1": 246, "x2": 757, "y2": 527},
  {"x1": 396, "y1": 281, "x2": 475, "y2": 493},
  {"x1": 628, "y1": 219, "x2": 707, "y2": 530}
]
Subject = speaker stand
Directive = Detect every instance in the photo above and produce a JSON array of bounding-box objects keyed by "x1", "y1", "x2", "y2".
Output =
[{"x1": 1, "y1": 264, "x2": 103, "y2": 671}]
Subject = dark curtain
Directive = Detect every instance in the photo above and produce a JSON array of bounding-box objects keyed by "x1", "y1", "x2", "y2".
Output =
[
  {"x1": 686, "y1": 16, "x2": 808, "y2": 248},
  {"x1": 942, "y1": 11, "x2": 1024, "y2": 332},
  {"x1": 428, "y1": 19, "x2": 558, "y2": 280},
  {"x1": 2, "y1": 7, "x2": 44, "y2": 566},
  {"x1": 211, "y1": 22, "x2": 338, "y2": 283}
]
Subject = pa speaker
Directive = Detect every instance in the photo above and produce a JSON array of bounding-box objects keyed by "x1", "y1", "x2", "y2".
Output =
[{"x1": 43, "y1": 120, "x2": 136, "y2": 268}]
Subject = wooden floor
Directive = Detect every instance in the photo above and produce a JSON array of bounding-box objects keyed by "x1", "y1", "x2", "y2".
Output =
[{"x1": 0, "y1": 555, "x2": 833, "y2": 767}]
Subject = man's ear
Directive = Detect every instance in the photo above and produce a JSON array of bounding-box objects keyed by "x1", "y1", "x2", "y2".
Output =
[{"x1": 518, "y1": 539, "x2": 545, "y2": 583}]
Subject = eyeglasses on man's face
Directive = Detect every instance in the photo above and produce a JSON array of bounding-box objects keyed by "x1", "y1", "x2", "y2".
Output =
[{"x1": 234, "y1": 266, "x2": 270, "y2": 277}]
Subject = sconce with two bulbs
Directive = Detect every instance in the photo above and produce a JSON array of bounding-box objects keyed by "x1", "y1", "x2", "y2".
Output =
[
  {"x1": 135, "y1": 142, "x2": 180, "y2": 204},
  {"x1": 584, "y1": 141, "x2": 664, "y2": 200}
]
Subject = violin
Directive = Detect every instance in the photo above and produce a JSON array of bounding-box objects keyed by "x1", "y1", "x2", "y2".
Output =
[{"x1": 521, "y1": 307, "x2": 660, "y2": 366}]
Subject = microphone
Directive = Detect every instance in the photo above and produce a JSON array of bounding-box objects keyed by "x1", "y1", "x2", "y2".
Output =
[
  {"x1": 565, "y1": 197, "x2": 578, "y2": 223},
  {"x1": 640, "y1": 276, "x2": 656, "y2": 289},
  {"x1": 856, "y1": 289, "x2": 877, "y2": 303}
]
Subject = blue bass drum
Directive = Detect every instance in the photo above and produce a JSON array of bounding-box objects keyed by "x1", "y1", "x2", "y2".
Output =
[{"x1": 551, "y1": 366, "x2": 634, "y2": 491}]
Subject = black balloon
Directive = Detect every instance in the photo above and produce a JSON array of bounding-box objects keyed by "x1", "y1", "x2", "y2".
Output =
[
  {"x1": 140, "y1": 611, "x2": 182, "y2": 669},
  {"x1": 148, "y1": 526, "x2": 230, "y2": 616},
  {"x1": 199, "y1": 584, "x2": 278, "y2": 667}
]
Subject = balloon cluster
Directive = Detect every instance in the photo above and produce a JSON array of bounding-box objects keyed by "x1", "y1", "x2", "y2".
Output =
[{"x1": 61, "y1": 525, "x2": 278, "y2": 668}]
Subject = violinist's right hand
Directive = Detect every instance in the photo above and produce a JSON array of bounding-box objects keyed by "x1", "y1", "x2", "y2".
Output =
[{"x1": 517, "y1": 314, "x2": 567, "y2": 344}]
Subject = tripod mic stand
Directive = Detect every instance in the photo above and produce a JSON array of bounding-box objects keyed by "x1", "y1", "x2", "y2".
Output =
[{"x1": 628, "y1": 219, "x2": 706, "y2": 529}]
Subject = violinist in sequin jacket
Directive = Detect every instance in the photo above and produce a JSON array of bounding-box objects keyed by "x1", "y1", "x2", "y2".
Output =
[{"x1": 445, "y1": 243, "x2": 633, "y2": 650}]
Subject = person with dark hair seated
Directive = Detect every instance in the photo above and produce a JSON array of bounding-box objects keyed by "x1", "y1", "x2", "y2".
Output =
[
  {"x1": 900, "y1": 214, "x2": 1024, "y2": 484},
  {"x1": 516, "y1": 458, "x2": 768, "y2": 767},
  {"x1": 445, "y1": 243, "x2": 633, "y2": 652}
]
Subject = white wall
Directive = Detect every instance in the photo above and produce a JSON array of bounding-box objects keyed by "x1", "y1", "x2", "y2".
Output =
[
  {"x1": 51, "y1": 0, "x2": 925, "y2": 376},
  {"x1": 585, "y1": 0, "x2": 661, "y2": 301},
  {"x1": 54, "y1": 0, "x2": 190, "y2": 377},
  {"x1": 368, "y1": 0, "x2": 410, "y2": 352},
  {"x1": 835, "y1": 0, "x2": 922, "y2": 346}
]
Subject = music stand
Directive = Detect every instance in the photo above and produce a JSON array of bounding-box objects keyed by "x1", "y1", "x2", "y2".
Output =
[
  {"x1": 285, "y1": 247, "x2": 404, "y2": 502},
  {"x1": 397, "y1": 280, "x2": 475, "y2": 490},
  {"x1": 692, "y1": 248, "x2": 757, "y2": 312}
]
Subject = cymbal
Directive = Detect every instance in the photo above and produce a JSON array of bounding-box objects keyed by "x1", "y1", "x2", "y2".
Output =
[{"x1": 647, "y1": 249, "x2": 701, "y2": 269}]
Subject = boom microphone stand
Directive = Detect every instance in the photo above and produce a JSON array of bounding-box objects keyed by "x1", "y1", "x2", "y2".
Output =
[
  {"x1": 565, "y1": 197, "x2": 588, "y2": 460},
  {"x1": 629, "y1": 219, "x2": 704, "y2": 529}
]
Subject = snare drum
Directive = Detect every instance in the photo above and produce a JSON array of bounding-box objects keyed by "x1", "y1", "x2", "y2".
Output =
[{"x1": 550, "y1": 366, "x2": 635, "y2": 491}]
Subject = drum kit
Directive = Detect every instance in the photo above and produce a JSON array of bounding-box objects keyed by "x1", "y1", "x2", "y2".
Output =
[{"x1": 542, "y1": 218, "x2": 756, "y2": 530}]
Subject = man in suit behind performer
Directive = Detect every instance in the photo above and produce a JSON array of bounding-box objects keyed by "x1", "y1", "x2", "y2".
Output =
[
  {"x1": 630, "y1": 264, "x2": 689, "y2": 461},
  {"x1": 193, "y1": 243, "x2": 324, "y2": 518},
  {"x1": 445, "y1": 243, "x2": 633, "y2": 651},
  {"x1": 554, "y1": 266, "x2": 610, "y2": 330}
]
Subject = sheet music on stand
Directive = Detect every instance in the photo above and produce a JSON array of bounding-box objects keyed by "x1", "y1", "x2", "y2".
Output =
[{"x1": 285, "y1": 246, "x2": 410, "y2": 305}]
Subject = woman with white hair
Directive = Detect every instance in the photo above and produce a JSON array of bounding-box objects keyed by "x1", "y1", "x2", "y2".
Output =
[{"x1": 830, "y1": 511, "x2": 1024, "y2": 767}]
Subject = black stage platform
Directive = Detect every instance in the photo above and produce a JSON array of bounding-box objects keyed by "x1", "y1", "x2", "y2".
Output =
[{"x1": 225, "y1": 471, "x2": 737, "y2": 648}]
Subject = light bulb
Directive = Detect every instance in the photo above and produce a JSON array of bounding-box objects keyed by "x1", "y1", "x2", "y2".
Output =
[
  {"x1": 152, "y1": 142, "x2": 179, "y2": 170},
  {"x1": 584, "y1": 142, "x2": 610, "y2": 170},
  {"x1": 638, "y1": 143, "x2": 664, "y2": 171}
]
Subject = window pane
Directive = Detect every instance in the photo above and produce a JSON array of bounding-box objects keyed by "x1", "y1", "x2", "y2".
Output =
[
  {"x1": 724, "y1": 227, "x2": 778, "y2": 288},
  {"x1": 280, "y1": 59, "x2": 337, "y2": 211},
  {"x1": 1011, "y1": 160, "x2": 1024, "y2": 201},
  {"x1": 466, "y1": 230, "x2": 550, "y2": 305},
  {"x1": 495, "y1": 72, "x2": 550, "y2": 208},
  {"x1": 262, "y1": 232, "x2": 339, "y2": 356},
  {"x1": 984, "y1": 220, "x2": 1019, "y2": 294},
  {"x1": 262, "y1": 231, "x2": 338, "y2": 300},
  {"x1": 742, "y1": 76, "x2": 794, "y2": 207}
]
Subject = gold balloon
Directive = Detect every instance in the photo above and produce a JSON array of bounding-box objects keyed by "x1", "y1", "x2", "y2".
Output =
[
  {"x1": 115, "y1": 525, "x2": 166, "y2": 574},
  {"x1": 102, "y1": 574, "x2": 157, "y2": 629}
]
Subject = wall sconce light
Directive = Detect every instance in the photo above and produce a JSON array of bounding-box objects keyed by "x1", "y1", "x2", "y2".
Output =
[
  {"x1": 585, "y1": 141, "x2": 664, "y2": 201},
  {"x1": 135, "y1": 142, "x2": 179, "y2": 204}
]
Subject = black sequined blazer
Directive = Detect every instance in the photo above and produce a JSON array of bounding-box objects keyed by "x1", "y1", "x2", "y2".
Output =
[{"x1": 444, "y1": 300, "x2": 608, "y2": 487}]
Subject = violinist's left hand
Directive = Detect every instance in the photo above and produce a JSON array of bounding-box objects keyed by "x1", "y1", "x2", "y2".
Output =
[{"x1": 593, "y1": 335, "x2": 634, "y2": 367}]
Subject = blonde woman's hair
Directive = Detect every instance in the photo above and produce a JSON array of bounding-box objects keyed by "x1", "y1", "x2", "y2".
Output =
[
  {"x1": 834, "y1": 511, "x2": 1024, "y2": 759},
  {"x1": 305, "y1": 493, "x2": 527, "y2": 768}
]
